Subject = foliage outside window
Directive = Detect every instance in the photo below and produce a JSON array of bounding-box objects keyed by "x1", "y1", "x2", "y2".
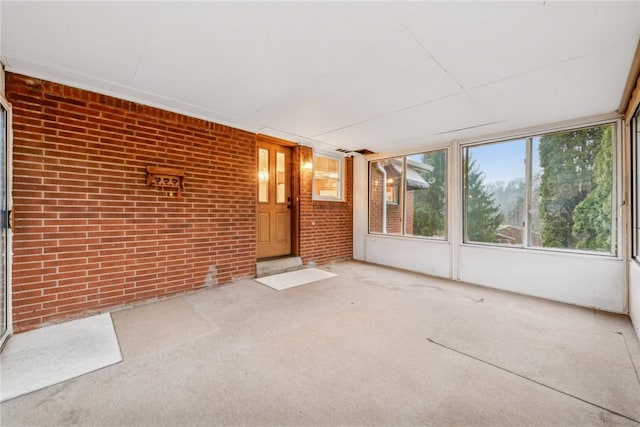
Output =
[
  {"x1": 406, "y1": 151, "x2": 447, "y2": 238},
  {"x1": 313, "y1": 153, "x2": 343, "y2": 201},
  {"x1": 463, "y1": 139, "x2": 525, "y2": 244},
  {"x1": 463, "y1": 123, "x2": 615, "y2": 254},
  {"x1": 369, "y1": 149, "x2": 447, "y2": 239}
]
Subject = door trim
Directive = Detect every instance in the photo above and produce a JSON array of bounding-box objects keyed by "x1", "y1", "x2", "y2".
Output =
[
  {"x1": 0, "y1": 93, "x2": 13, "y2": 349},
  {"x1": 291, "y1": 145, "x2": 301, "y2": 257},
  {"x1": 256, "y1": 134, "x2": 299, "y2": 259}
]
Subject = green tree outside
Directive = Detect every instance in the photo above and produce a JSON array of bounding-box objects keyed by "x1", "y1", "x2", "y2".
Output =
[
  {"x1": 412, "y1": 150, "x2": 446, "y2": 238},
  {"x1": 405, "y1": 124, "x2": 613, "y2": 252},
  {"x1": 572, "y1": 126, "x2": 613, "y2": 251},
  {"x1": 463, "y1": 155, "x2": 504, "y2": 243},
  {"x1": 538, "y1": 126, "x2": 612, "y2": 251}
]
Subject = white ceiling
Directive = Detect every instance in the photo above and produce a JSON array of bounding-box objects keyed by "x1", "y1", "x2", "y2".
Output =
[{"x1": 1, "y1": 1, "x2": 639, "y2": 154}]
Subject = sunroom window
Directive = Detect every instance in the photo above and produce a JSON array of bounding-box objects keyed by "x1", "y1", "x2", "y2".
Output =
[
  {"x1": 369, "y1": 149, "x2": 447, "y2": 239},
  {"x1": 405, "y1": 151, "x2": 447, "y2": 239},
  {"x1": 463, "y1": 123, "x2": 616, "y2": 255},
  {"x1": 369, "y1": 157, "x2": 404, "y2": 235},
  {"x1": 463, "y1": 139, "x2": 525, "y2": 245}
]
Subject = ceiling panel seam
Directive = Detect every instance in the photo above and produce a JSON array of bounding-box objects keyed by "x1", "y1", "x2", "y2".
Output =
[
  {"x1": 311, "y1": 91, "x2": 467, "y2": 139},
  {"x1": 467, "y1": 44, "x2": 624, "y2": 93},
  {"x1": 398, "y1": 22, "x2": 466, "y2": 92},
  {"x1": 129, "y1": 3, "x2": 164, "y2": 86}
]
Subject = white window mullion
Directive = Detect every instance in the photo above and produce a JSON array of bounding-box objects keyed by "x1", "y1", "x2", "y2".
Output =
[{"x1": 524, "y1": 137, "x2": 532, "y2": 248}]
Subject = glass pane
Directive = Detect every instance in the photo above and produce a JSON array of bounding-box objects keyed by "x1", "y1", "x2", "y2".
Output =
[
  {"x1": 369, "y1": 161, "x2": 384, "y2": 234},
  {"x1": 276, "y1": 151, "x2": 285, "y2": 203},
  {"x1": 530, "y1": 124, "x2": 614, "y2": 253},
  {"x1": 258, "y1": 148, "x2": 269, "y2": 203},
  {"x1": 405, "y1": 150, "x2": 447, "y2": 239},
  {"x1": 369, "y1": 158, "x2": 404, "y2": 235},
  {"x1": 463, "y1": 139, "x2": 525, "y2": 245},
  {"x1": 313, "y1": 156, "x2": 340, "y2": 199}
]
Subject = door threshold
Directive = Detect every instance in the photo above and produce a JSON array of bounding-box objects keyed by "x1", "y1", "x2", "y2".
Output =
[
  {"x1": 256, "y1": 256, "x2": 303, "y2": 278},
  {"x1": 257, "y1": 255, "x2": 294, "y2": 262}
]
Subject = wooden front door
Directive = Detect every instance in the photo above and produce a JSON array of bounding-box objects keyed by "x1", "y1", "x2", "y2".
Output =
[{"x1": 256, "y1": 140, "x2": 292, "y2": 259}]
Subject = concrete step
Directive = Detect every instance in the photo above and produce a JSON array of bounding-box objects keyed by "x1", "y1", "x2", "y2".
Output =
[{"x1": 256, "y1": 256, "x2": 303, "y2": 278}]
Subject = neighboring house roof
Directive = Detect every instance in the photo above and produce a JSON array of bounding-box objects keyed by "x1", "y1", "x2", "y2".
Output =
[
  {"x1": 383, "y1": 158, "x2": 434, "y2": 190},
  {"x1": 496, "y1": 225, "x2": 542, "y2": 246},
  {"x1": 406, "y1": 167, "x2": 430, "y2": 190}
]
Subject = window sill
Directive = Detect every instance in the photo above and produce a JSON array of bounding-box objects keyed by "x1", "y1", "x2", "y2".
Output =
[
  {"x1": 312, "y1": 197, "x2": 345, "y2": 202},
  {"x1": 459, "y1": 241, "x2": 620, "y2": 260},
  {"x1": 367, "y1": 232, "x2": 449, "y2": 243}
]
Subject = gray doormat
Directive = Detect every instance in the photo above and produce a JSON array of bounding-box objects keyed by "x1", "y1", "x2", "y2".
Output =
[
  {"x1": 255, "y1": 268, "x2": 337, "y2": 290},
  {"x1": 1, "y1": 313, "x2": 122, "y2": 402}
]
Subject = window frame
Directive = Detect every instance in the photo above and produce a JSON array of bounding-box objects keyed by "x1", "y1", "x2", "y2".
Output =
[
  {"x1": 632, "y1": 107, "x2": 640, "y2": 259},
  {"x1": 462, "y1": 138, "x2": 527, "y2": 247},
  {"x1": 368, "y1": 148, "x2": 448, "y2": 241},
  {"x1": 312, "y1": 151, "x2": 344, "y2": 202},
  {"x1": 461, "y1": 120, "x2": 619, "y2": 257}
]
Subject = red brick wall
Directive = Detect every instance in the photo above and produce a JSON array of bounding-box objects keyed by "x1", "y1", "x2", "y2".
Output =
[
  {"x1": 298, "y1": 146, "x2": 352, "y2": 265},
  {"x1": 385, "y1": 204, "x2": 403, "y2": 234},
  {"x1": 368, "y1": 163, "x2": 403, "y2": 235},
  {"x1": 7, "y1": 73, "x2": 257, "y2": 332},
  {"x1": 405, "y1": 190, "x2": 414, "y2": 235}
]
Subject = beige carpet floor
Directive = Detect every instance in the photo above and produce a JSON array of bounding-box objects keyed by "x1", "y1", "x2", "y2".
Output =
[{"x1": 1, "y1": 261, "x2": 639, "y2": 426}]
